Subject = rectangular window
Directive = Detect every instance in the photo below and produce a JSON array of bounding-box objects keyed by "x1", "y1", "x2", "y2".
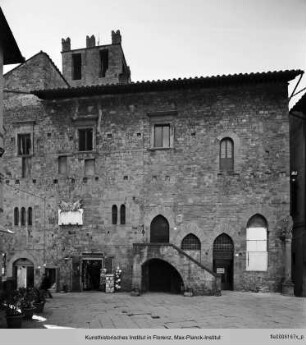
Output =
[
  {"x1": 84, "y1": 159, "x2": 95, "y2": 176},
  {"x1": 72, "y1": 53, "x2": 82, "y2": 80},
  {"x1": 99, "y1": 50, "x2": 109, "y2": 77},
  {"x1": 22, "y1": 157, "x2": 31, "y2": 178},
  {"x1": 246, "y1": 227, "x2": 268, "y2": 271},
  {"x1": 78, "y1": 128, "x2": 93, "y2": 151},
  {"x1": 58, "y1": 156, "x2": 68, "y2": 175},
  {"x1": 154, "y1": 124, "x2": 170, "y2": 148},
  {"x1": 18, "y1": 134, "x2": 31, "y2": 155}
]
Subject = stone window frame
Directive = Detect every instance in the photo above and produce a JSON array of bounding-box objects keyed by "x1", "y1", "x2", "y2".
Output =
[
  {"x1": 72, "y1": 118, "x2": 97, "y2": 154},
  {"x1": 13, "y1": 121, "x2": 35, "y2": 157},
  {"x1": 220, "y1": 137, "x2": 234, "y2": 172},
  {"x1": 181, "y1": 233, "x2": 201, "y2": 250},
  {"x1": 217, "y1": 132, "x2": 241, "y2": 173},
  {"x1": 58, "y1": 155, "x2": 69, "y2": 175},
  {"x1": 246, "y1": 214, "x2": 268, "y2": 272},
  {"x1": 84, "y1": 158, "x2": 95, "y2": 176},
  {"x1": 147, "y1": 110, "x2": 177, "y2": 150}
]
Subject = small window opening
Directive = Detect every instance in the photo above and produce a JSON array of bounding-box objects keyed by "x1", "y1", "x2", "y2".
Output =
[
  {"x1": 112, "y1": 205, "x2": 118, "y2": 225},
  {"x1": 99, "y1": 50, "x2": 109, "y2": 78},
  {"x1": 28, "y1": 207, "x2": 32, "y2": 226},
  {"x1": 21, "y1": 207, "x2": 26, "y2": 226},
  {"x1": 72, "y1": 53, "x2": 82, "y2": 80},
  {"x1": 14, "y1": 207, "x2": 19, "y2": 226},
  {"x1": 120, "y1": 205, "x2": 126, "y2": 225}
]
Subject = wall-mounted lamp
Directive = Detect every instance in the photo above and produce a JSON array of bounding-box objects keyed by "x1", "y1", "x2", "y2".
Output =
[{"x1": 291, "y1": 171, "x2": 298, "y2": 182}]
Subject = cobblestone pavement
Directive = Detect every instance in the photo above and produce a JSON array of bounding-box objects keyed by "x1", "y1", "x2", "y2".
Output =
[{"x1": 22, "y1": 291, "x2": 306, "y2": 329}]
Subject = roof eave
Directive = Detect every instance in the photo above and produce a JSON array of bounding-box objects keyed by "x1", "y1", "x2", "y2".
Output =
[{"x1": 0, "y1": 8, "x2": 24, "y2": 65}]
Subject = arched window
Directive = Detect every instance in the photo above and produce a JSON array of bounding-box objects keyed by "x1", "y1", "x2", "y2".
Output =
[
  {"x1": 21, "y1": 207, "x2": 26, "y2": 226},
  {"x1": 150, "y1": 215, "x2": 169, "y2": 243},
  {"x1": 220, "y1": 138, "x2": 234, "y2": 171},
  {"x1": 14, "y1": 207, "x2": 19, "y2": 226},
  {"x1": 246, "y1": 214, "x2": 268, "y2": 271},
  {"x1": 28, "y1": 207, "x2": 32, "y2": 226},
  {"x1": 112, "y1": 205, "x2": 118, "y2": 225},
  {"x1": 181, "y1": 234, "x2": 201, "y2": 250},
  {"x1": 120, "y1": 205, "x2": 126, "y2": 225}
]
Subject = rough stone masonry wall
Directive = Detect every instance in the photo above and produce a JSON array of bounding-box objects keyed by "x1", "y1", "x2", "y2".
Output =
[
  {"x1": 4, "y1": 52, "x2": 68, "y2": 92},
  {"x1": 2, "y1": 81, "x2": 289, "y2": 292},
  {"x1": 62, "y1": 44, "x2": 126, "y2": 87}
]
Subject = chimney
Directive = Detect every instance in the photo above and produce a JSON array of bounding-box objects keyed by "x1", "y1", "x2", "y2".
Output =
[
  {"x1": 61, "y1": 37, "x2": 71, "y2": 52},
  {"x1": 86, "y1": 35, "x2": 96, "y2": 48},
  {"x1": 111, "y1": 30, "x2": 122, "y2": 45}
]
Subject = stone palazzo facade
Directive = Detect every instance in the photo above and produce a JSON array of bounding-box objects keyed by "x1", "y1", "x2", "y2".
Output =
[{"x1": 1, "y1": 31, "x2": 301, "y2": 295}]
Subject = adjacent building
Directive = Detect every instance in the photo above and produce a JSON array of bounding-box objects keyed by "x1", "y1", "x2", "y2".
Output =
[
  {"x1": 1, "y1": 32, "x2": 301, "y2": 295},
  {"x1": 0, "y1": 6, "x2": 24, "y2": 286},
  {"x1": 290, "y1": 92, "x2": 306, "y2": 297}
]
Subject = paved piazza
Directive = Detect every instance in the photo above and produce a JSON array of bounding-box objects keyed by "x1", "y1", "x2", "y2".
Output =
[{"x1": 19, "y1": 291, "x2": 306, "y2": 329}]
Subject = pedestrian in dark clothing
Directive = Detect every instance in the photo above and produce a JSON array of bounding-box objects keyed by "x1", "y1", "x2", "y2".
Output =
[{"x1": 40, "y1": 273, "x2": 53, "y2": 298}]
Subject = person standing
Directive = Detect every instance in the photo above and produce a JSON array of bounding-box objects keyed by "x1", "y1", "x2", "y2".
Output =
[{"x1": 40, "y1": 273, "x2": 53, "y2": 298}]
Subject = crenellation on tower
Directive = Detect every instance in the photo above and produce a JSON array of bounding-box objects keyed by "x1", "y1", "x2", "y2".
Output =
[
  {"x1": 61, "y1": 37, "x2": 71, "y2": 52},
  {"x1": 61, "y1": 31, "x2": 130, "y2": 87},
  {"x1": 86, "y1": 35, "x2": 96, "y2": 48},
  {"x1": 111, "y1": 30, "x2": 121, "y2": 45}
]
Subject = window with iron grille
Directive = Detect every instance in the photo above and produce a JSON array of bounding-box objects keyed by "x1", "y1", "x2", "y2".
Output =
[
  {"x1": 78, "y1": 128, "x2": 93, "y2": 151},
  {"x1": 213, "y1": 234, "x2": 234, "y2": 259},
  {"x1": 112, "y1": 205, "x2": 118, "y2": 225},
  {"x1": 181, "y1": 234, "x2": 201, "y2": 250},
  {"x1": 220, "y1": 138, "x2": 234, "y2": 171},
  {"x1": 154, "y1": 124, "x2": 170, "y2": 148},
  {"x1": 17, "y1": 134, "x2": 31, "y2": 156}
]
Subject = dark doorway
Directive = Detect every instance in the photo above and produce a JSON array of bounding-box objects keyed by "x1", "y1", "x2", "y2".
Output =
[
  {"x1": 45, "y1": 268, "x2": 57, "y2": 287},
  {"x1": 82, "y1": 260, "x2": 102, "y2": 291},
  {"x1": 150, "y1": 215, "x2": 169, "y2": 243},
  {"x1": 142, "y1": 259, "x2": 183, "y2": 293},
  {"x1": 213, "y1": 233, "x2": 234, "y2": 290}
]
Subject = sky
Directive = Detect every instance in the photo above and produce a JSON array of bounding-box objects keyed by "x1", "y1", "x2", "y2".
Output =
[{"x1": 1, "y1": 0, "x2": 306, "y2": 105}]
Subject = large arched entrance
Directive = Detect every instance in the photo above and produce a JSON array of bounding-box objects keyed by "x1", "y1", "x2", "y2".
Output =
[
  {"x1": 150, "y1": 215, "x2": 169, "y2": 243},
  {"x1": 213, "y1": 234, "x2": 234, "y2": 290},
  {"x1": 142, "y1": 259, "x2": 183, "y2": 293},
  {"x1": 13, "y1": 258, "x2": 34, "y2": 289}
]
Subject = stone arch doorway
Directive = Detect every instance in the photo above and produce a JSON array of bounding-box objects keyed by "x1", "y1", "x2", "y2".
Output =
[
  {"x1": 13, "y1": 258, "x2": 34, "y2": 289},
  {"x1": 213, "y1": 233, "x2": 234, "y2": 290},
  {"x1": 141, "y1": 259, "x2": 183, "y2": 293},
  {"x1": 150, "y1": 215, "x2": 169, "y2": 243}
]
